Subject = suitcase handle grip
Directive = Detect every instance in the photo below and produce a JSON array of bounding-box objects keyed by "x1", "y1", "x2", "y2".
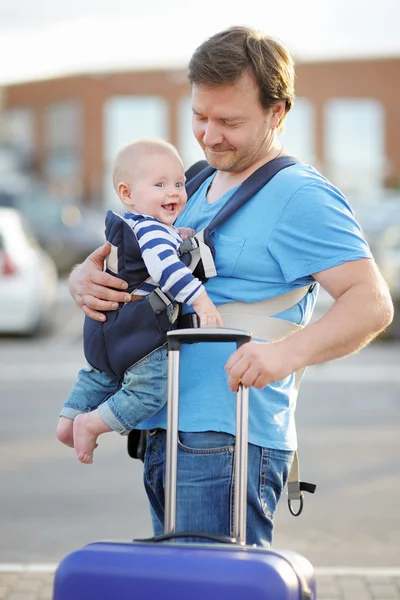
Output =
[
  {"x1": 137, "y1": 531, "x2": 240, "y2": 545},
  {"x1": 167, "y1": 327, "x2": 252, "y2": 350}
]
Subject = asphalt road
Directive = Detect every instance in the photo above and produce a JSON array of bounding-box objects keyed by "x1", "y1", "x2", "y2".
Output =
[{"x1": 0, "y1": 292, "x2": 399, "y2": 568}]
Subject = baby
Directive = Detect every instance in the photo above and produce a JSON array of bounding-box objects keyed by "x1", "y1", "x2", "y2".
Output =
[{"x1": 57, "y1": 139, "x2": 222, "y2": 464}]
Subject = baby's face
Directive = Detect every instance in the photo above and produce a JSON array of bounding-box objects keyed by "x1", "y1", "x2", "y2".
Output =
[{"x1": 125, "y1": 151, "x2": 187, "y2": 226}]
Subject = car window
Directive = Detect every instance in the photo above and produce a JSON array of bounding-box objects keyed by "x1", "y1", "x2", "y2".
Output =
[
  {"x1": 0, "y1": 191, "x2": 18, "y2": 208},
  {"x1": 21, "y1": 190, "x2": 65, "y2": 229}
]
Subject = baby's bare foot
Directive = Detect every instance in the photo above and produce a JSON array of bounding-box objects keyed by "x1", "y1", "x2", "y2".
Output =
[
  {"x1": 73, "y1": 414, "x2": 98, "y2": 464},
  {"x1": 73, "y1": 411, "x2": 112, "y2": 464},
  {"x1": 56, "y1": 417, "x2": 74, "y2": 448}
]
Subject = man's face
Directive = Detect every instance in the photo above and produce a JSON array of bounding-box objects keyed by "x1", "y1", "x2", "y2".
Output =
[{"x1": 191, "y1": 70, "x2": 275, "y2": 173}]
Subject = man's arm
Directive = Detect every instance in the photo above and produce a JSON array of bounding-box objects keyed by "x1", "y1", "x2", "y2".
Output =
[
  {"x1": 225, "y1": 258, "x2": 394, "y2": 391},
  {"x1": 69, "y1": 243, "x2": 132, "y2": 322}
]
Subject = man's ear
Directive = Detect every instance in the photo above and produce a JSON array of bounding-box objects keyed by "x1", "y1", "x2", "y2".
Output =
[{"x1": 270, "y1": 101, "x2": 286, "y2": 129}]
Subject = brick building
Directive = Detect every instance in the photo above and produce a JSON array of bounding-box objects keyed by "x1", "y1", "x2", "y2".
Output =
[{"x1": 2, "y1": 57, "x2": 400, "y2": 207}]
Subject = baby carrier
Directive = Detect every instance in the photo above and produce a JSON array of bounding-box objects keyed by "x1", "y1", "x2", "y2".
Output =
[{"x1": 83, "y1": 211, "x2": 179, "y2": 380}]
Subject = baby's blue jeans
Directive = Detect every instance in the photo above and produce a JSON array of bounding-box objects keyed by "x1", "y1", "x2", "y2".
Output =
[{"x1": 60, "y1": 345, "x2": 167, "y2": 433}]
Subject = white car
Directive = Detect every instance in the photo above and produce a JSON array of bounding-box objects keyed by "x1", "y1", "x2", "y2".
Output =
[{"x1": 0, "y1": 207, "x2": 58, "y2": 336}]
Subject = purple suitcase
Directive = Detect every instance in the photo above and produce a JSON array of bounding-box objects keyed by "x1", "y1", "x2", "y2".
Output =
[{"x1": 54, "y1": 328, "x2": 316, "y2": 600}]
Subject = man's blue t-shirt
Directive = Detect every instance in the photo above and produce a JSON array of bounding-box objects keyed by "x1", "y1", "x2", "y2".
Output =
[{"x1": 138, "y1": 164, "x2": 372, "y2": 450}]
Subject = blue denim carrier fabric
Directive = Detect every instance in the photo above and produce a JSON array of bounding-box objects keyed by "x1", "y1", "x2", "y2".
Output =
[
  {"x1": 143, "y1": 430, "x2": 293, "y2": 547},
  {"x1": 60, "y1": 345, "x2": 167, "y2": 434}
]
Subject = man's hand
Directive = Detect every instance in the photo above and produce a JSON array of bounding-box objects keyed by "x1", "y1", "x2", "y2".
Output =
[
  {"x1": 69, "y1": 243, "x2": 132, "y2": 321},
  {"x1": 225, "y1": 259, "x2": 394, "y2": 392},
  {"x1": 225, "y1": 341, "x2": 290, "y2": 392}
]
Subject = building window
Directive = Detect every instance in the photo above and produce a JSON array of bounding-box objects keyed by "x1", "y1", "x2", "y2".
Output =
[
  {"x1": 1, "y1": 107, "x2": 35, "y2": 172},
  {"x1": 44, "y1": 100, "x2": 83, "y2": 199},
  {"x1": 278, "y1": 98, "x2": 316, "y2": 165},
  {"x1": 103, "y1": 96, "x2": 169, "y2": 211},
  {"x1": 324, "y1": 98, "x2": 386, "y2": 195}
]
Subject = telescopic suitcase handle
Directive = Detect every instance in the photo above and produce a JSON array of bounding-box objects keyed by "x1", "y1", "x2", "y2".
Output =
[
  {"x1": 165, "y1": 327, "x2": 252, "y2": 546},
  {"x1": 167, "y1": 327, "x2": 252, "y2": 349}
]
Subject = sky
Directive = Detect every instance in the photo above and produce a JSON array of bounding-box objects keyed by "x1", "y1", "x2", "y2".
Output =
[{"x1": 0, "y1": 0, "x2": 399, "y2": 85}]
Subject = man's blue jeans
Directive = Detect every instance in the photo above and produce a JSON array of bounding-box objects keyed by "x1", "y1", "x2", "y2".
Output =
[{"x1": 143, "y1": 430, "x2": 294, "y2": 547}]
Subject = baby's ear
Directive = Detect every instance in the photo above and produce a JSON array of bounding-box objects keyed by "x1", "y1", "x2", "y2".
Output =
[{"x1": 117, "y1": 182, "x2": 131, "y2": 202}]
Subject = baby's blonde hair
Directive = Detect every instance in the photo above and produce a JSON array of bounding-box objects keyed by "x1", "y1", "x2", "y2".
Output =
[{"x1": 112, "y1": 139, "x2": 181, "y2": 192}]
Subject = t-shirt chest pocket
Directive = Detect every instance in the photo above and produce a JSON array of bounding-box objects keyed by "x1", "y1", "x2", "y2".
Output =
[{"x1": 210, "y1": 230, "x2": 247, "y2": 277}]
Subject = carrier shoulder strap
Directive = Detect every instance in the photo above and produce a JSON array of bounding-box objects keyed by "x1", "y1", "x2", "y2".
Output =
[
  {"x1": 185, "y1": 156, "x2": 300, "y2": 247},
  {"x1": 185, "y1": 163, "x2": 216, "y2": 198},
  {"x1": 204, "y1": 156, "x2": 300, "y2": 240},
  {"x1": 180, "y1": 156, "x2": 300, "y2": 276}
]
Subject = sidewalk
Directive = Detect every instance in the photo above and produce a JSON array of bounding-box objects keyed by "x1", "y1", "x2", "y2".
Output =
[{"x1": 1, "y1": 569, "x2": 400, "y2": 599}]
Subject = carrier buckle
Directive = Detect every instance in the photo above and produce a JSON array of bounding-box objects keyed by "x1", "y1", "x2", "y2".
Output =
[
  {"x1": 179, "y1": 237, "x2": 199, "y2": 255},
  {"x1": 147, "y1": 288, "x2": 172, "y2": 315}
]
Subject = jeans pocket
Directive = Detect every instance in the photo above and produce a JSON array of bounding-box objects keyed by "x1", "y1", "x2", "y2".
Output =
[
  {"x1": 259, "y1": 448, "x2": 293, "y2": 520},
  {"x1": 178, "y1": 431, "x2": 235, "y2": 454}
]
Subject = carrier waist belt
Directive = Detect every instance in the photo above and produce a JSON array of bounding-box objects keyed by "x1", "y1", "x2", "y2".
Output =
[{"x1": 178, "y1": 286, "x2": 310, "y2": 341}]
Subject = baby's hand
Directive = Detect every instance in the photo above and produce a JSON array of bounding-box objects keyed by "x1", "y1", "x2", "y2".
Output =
[
  {"x1": 199, "y1": 307, "x2": 223, "y2": 328},
  {"x1": 192, "y1": 291, "x2": 223, "y2": 328},
  {"x1": 177, "y1": 227, "x2": 196, "y2": 240}
]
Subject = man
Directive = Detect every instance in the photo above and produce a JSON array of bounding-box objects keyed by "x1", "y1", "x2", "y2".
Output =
[{"x1": 69, "y1": 26, "x2": 393, "y2": 546}]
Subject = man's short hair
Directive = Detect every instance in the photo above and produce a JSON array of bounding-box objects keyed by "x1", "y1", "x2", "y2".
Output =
[{"x1": 188, "y1": 26, "x2": 295, "y2": 130}]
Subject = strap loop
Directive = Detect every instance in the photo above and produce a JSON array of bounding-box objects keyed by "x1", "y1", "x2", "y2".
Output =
[
  {"x1": 288, "y1": 495, "x2": 304, "y2": 517},
  {"x1": 287, "y1": 480, "x2": 317, "y2": 517}
]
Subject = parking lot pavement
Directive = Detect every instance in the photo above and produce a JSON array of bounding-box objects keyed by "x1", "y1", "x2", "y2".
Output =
[
  {"x1": 0, "y1": 571, "x2": 53, "y2": 600},
  {"x1": 1, "y1": 568, "x2": 400, "y2": 599},
  {"x1": 315, "y1": 572, "x2": 400, "y2": 599}
]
